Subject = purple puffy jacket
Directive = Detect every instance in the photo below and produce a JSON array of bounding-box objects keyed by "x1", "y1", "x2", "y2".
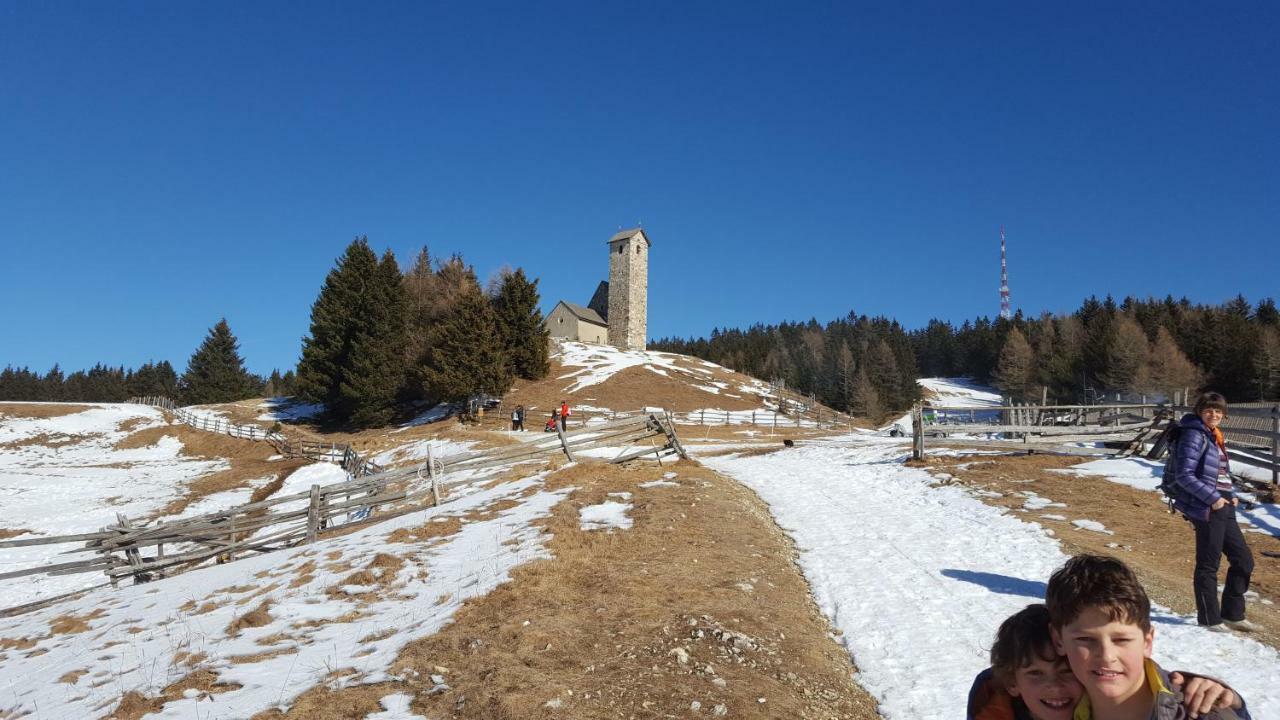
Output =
[{"x1": 1171, "y1": 413, "x2": 1227, "y2": 522}]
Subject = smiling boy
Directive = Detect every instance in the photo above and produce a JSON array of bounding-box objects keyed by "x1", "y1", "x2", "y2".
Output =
[{"x1": 1045, "y1": 555, "x2": 1247, "y2": 720}]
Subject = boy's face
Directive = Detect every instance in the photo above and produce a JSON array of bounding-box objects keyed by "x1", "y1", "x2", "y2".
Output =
[
  {"x1": 1007, "y1": 655, "x2": 1082, "y2": 720},
  {"x1": 1051, "y1": 606, "x2": 1153, "y2": 707}
]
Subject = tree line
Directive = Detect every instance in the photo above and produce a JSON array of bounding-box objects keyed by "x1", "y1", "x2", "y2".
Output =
[
  {"x1": 1, "y1": 237, "x2": 550, "y2": 426},
  {"x1": 652, "y1": 314, "x2": 923, "y2": 420},
  {"x1": 655, "y1": 295, "x2": 1279, "y2": 417},
  {"x1": 0, "y1": 320, "x2": 296, "y2": 405}
]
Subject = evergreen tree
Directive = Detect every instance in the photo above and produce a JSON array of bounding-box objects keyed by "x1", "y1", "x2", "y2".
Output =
[
  {"x1": 179, "y1": 320, "x2": 260, "y2": 404},
  {"x1": 43, "y1": 364, "x2": 65, "y2": 401},
  {"x1": 337, "y1": 251, "x2": 409, "y2": 427},
  {"x1": 992, "y1": 328, "x2": 1036, "y2": 401},
  {"x1": 296, "y1": 237, "x2": 379, "y2": 410},
  {"x1": 491, "y1": 268, "x2": 550, "y2": 380},
  {"x1": 1252, "y1": 327, "x2": 1280, "y2": 401},
  {"x1": 418, "y1": 287, "x2": 512, "y2": 404}
]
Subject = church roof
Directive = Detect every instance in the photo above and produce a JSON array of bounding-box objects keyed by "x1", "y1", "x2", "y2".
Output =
[
  {"x1": 607, "y1": 228, "x2": 650, "y2": 246},
  {"x1": 557, "y1": 301, "x2": 607, "y2": 327},
  {"x1": 587, "y1": 280, "x2": 609, "y2": 321}
]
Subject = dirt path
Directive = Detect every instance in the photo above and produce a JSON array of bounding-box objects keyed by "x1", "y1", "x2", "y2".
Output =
[
  {"x1": 922, "y1": 453, "x2": 1280, "y2": 648},
  {"x1": 253, "y1": 459, "x2": 880, "y2": 720}
]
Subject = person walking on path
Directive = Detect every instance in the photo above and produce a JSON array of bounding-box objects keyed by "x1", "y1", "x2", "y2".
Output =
[
  {"x1": 559, "y1": 400, "x2": 571, "y2": 432},
  {"x1": 511, "y1": 404, "x2": 525, "y2": 432},
  {"x1": 1171, "y1": 391, "x2": 1256, "y2": 632}
]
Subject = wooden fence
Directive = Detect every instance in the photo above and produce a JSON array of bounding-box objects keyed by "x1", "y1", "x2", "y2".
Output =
[
  {"x1": 129, "y1": 396, "x2": 384, "y2": 477},
  {"x1": 910, "y1": 402, "x2": 1280, "y2": 487},
  {"x1": 0, "y1": 412, "x2": 686, "y2": 593},
  {"x1": 480, "y1": 404, "x2": 855, "y2": 433}
]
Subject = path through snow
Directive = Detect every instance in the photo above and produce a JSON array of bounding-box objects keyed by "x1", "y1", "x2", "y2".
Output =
[{"x1": 701, "y1": 438, "x2": 1280, "y2": 719}]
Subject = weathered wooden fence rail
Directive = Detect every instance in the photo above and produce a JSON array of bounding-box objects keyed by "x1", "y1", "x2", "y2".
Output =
[
  {"x1": 0, "y1": 412, "x2": 686, "y2": 595},
  {"x1": 911, "y1": 401, "x2": 1280, "y2": 488},
  {"x1": 128, "y1": 396, "x2": 384, "y2": 477}
]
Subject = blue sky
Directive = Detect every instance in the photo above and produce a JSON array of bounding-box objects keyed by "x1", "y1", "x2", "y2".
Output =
[{"x1": 2, "y1": 1, "x2": 1276, "y2": 375}]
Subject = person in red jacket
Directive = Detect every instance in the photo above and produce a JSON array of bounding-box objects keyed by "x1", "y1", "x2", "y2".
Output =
[{"x1": 559, "y1": 400, "x2": 570, "y2": 432}]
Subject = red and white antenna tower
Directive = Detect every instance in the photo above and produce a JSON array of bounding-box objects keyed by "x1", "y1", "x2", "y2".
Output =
[{"x1": 999, "y1": 226, "x2": 1012, "y2": 320}]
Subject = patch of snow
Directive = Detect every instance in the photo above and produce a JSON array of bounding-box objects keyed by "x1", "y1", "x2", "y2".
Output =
[
  {"x1": 639, "y1": 480, "x2": 679, "y2": 488},
  {"x1": 579, "y1": 501, "x2": 633, "y2": 531},
  {"x1": 393, "y1": 403, "x2": 453, "y2": 432},
  {"x1": 373, "y1": 438, "x2": 475, "y2": 467},
  {"x1": 366, "y1": 693, "x2": 428, "y2": 720},
  {"x1": 255, "y1": 397, "x2": 325, "y2": 422},
  {"x1": 1071, "y1": 519, "x2": 1115, "y2": 534}
]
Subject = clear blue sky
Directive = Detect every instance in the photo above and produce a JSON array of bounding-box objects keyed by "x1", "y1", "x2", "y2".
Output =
[{"x1": 2, "y1": 1, "x2": 1276, "y2": 376}]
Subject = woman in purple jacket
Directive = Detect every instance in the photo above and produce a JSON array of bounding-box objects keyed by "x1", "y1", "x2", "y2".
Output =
[{"x1": 1172, "y1": 392, "x2": 1255, "y2": 632}]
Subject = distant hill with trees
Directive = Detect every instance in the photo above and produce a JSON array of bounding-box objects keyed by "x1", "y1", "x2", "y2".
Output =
[{"x1": 652, "y1": 294, "x2": 1280, "y2": 415}]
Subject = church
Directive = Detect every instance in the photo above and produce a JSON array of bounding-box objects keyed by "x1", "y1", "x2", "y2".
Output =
[{"x1": 547, "y1": 228, "x2": 650, "y2": 351}]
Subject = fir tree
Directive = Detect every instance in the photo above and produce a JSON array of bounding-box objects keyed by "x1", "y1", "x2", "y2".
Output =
[
  {"x1": 296, "y1": 237, "x2": 380, "y2": 410},
  {"x1": 418, "y1": 288, "x2": 512, "y2": 404},
  {"x1": 492, "y1": 268, "x2": 550, "y2": 380},
  {"x1": 179, "y1": 319, "x2": 260, "y2": 405},
  {"x1": 337, "y1": 250, "x2": 409, "y2": 427},
  {"x1": 848, "y1": 365, "x2": 882, "y2": 420}
]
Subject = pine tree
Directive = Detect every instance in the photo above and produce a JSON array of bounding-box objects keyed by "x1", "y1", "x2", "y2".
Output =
[
  {"x1": 993, "y1": 328, "x2": 1036, "y2": 401},
  {"x1": 43, "y1": 364, "x2": 65, "y2": 401},
  {"x1": 337, "y1": 251, "x2": 409, "y2": 427},
  {"x1": 296, "y1": 237, "x2": 380, "y2": 409},
  {"x1": 418, "y1": 288, "x2": 512, "y2": 404},
  {"x1": 179, "y1": 319, "x2": 260, "y2": 405},
  {"x1": 492, "y1": 268, "x2": 550, "y2": 380},
  {"x1": 1252, "y1": 327, "x2": 1280, "y2": 401}
]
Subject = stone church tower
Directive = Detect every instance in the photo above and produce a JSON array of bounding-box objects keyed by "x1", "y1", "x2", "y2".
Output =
[{"x1": 606, "y1": 228, "x2": 650, "y2": 350}]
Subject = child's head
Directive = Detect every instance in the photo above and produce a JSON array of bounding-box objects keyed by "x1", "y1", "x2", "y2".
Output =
[
  {"x1": 1046, "y1": 555, "x2": 1154, "y2": 708},
  {"x1": 991, "y1": 604, "x2": 1081, "y2": 720}
]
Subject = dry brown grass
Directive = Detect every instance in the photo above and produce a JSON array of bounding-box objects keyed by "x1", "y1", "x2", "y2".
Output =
[
  {"x1": 0, "y1": 528, "x2": 29, "y2": 540},
  {"x1": 103, "y1": 669, "x2": 243, "y2": 719},
  {"x1": 0, "y1": 431, "x2": 82, "y2": 450},
  {"x1": 0, "y1": 403, "x2": 94, "y2": 419},
  {"x1": 225, "y1": 602, "x2": 274, "y2": 637},
  {"x1": 49, "y1": 609, "x2": 105, "y2": 635},
  {"x1": 0, "y1": 636, "x2": 37, "y2": 651},
  {"x1": 58, "y1": 669, "x2": 89, "y2": 684},
  {"x1": 255, "y1": 458, "x2": 879, "y2": 720},
  {"x1": 926, "y1": 452, "x2": 1280, "y2": 648}
]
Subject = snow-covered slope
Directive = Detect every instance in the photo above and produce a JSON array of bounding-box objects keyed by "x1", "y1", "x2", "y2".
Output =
[
  {"x1": 0, "y1": 405, "x2": 232, "y2": 606},
  {"x1": 704, "y1": 438, "x2": 1280, "y2": 719}
]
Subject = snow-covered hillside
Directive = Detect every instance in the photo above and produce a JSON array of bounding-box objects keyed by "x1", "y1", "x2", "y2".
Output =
[
  {"x1": 703, "y1": 438, "x2": 1280, "y2": 719},
  {"x1": 0, "y1": 405, "x2": 232, "y2": 606}
]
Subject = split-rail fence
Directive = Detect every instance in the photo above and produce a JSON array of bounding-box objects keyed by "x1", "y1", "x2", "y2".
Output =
[{"x1": 0, "y1": 412, "x2": 686, "y2": 608}]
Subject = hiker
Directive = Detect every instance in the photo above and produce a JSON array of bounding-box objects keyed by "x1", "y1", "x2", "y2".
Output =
[
  {"x1": 545, "y1": 408, "x2": 559, "y2": 433},
  {"x1": 966, "y1": 602, "x2": 1245, "y2": 720},
  {"x1": 559, "y1": 399, "x2": 571, "y2": 431},
  {"x1": 1046, "y1": 555, "x2": 1248, "y2": 720},
  {"x1": 1169, "y1": 392, "x2": 1256, "y2": 632},
  {"x1": 511, "y1": 404, "x2": 524, "y2": 432}
]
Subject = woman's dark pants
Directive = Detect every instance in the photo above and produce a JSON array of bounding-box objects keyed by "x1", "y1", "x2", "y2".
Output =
[{"x1": 1191, "y1": 504, "x2": 1254, "y2": 626}]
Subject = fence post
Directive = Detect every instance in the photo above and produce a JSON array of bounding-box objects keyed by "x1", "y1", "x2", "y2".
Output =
[
  {"x1": 306, "y1": 485, "x2": 321, "y2": 543},
  {"x1": 556, "y1": 421, "x2": 576, "y2": 462},
  {"x1": 912, "y1": 406, "x2": 924, "y2": 460},
  {"x1": 700, "y1": 409, "x2": 705, "y2": 425},
  {"x1": 1272, "y1": 405, "x2": 1279, "y2": 488},
  {"x1": 752, "y1": 410, "x2": 756, "y2": 426},
  {"x1": 427, "y1": 443, "x2": 442, "y2": 504}
]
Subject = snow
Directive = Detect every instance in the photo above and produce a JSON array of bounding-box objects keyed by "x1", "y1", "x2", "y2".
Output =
[
  {"x1": 579, "y1": 501, "x2": 633, "y2": 531},
  {"x1": 256, "y1": 397, "x2": 325, "y2": 422},
  {"x1": 555, "y1": 341, "x2": 694, "y2": 392},
  {"x1": 393, "y1": 403, "x2": 453, "y2": 432},
  {"x1": 0, "y1": 405, "x2": 231, "y2": 607},
  {"x1": 366, "y1": 693, "x2": 427, "y2": 719},
  {"x1": 0, "y1": 472, "x2": 571, "y2": 719},
  {"x1": 1071, "y1": 519, "x2": 1115, "y2": 534},
  {"x1": 372, "y1": 438, "x2": 475, "y2": 467},
  {"x1": 1062, "y1": 456, "x2": 1280, "y2": 540},
  {"x1": 703, "y1": 438, "x2": 1280, "y2": 719},
  {"x1": 639, "y1": 480, "x2": 679, "y2": 488},
  {"x1": 917, "y1": 378, "x2": 1004, "y2": 408}
]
